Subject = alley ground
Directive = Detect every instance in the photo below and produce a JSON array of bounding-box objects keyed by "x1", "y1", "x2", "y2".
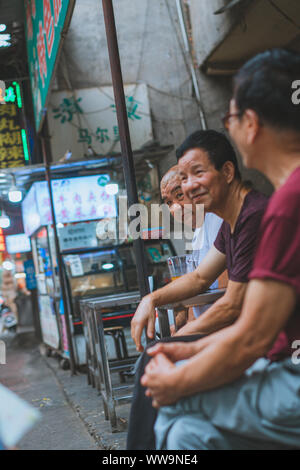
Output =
[{"x1": 0, "y1": 330, "x2": 131, "y2": 450}]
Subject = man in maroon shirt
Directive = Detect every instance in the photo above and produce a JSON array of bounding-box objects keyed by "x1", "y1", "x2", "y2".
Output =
[
  {"x1": 128, "y1": 130, "x2": 268, "y2": 450},
  {"x1": 142, "y1": 48, "x2": 300, "y2": 449}
]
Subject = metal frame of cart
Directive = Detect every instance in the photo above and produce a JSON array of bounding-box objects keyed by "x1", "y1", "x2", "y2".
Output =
[{"x1": 80, "y1": 291, "x2": 141, "y2": 431}]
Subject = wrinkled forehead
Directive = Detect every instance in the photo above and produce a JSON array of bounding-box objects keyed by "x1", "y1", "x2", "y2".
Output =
[
  {"x1": 178, "y1": 148, "x2": 211, "y2": 173},
  {"x1": 161, "y1": 176, "x2": 182, "y2": 201}
]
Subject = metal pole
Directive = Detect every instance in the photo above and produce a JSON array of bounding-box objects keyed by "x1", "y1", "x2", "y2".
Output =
[
  {"x1": 101, "y1": 0, "x2": 150, "y2": 298},
  {"x1": 40, "y1": 124, "x2": 76, "y2": 375},
  {"x1": 176, "y1": 0, "x2": 207, "y2": 130}
]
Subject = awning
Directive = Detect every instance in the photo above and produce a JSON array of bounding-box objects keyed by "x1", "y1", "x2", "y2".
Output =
[
  {"x1": 202, "y1": 0, "x2": 300, "y2": 75},
  {"x1": 0, "y1": 143, "x2": 173, "y2": 195}
]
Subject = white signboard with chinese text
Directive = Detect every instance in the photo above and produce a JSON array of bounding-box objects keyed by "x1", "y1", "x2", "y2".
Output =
[
  {"x1": 22, "y1": 174, "x2": 117, "y2": 236},
  {"x1": 58, "y1": 222, "x2": 98, "y2": 251},
  {"x1": 48, "y1": 83, "x2": 153, "y2": 160}
]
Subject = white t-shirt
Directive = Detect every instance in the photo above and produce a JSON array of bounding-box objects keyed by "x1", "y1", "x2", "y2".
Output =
[{"x1": 192, "y1": 212, "x2": 223, "y2": 317}]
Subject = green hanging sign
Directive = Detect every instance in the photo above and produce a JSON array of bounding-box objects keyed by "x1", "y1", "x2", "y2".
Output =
[{"x1": 24, "y1": 0, "x2": 75, "y2": 132}]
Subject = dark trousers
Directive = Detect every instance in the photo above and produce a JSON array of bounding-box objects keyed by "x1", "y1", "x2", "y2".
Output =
[{"x1": 126, "y1": 334, "x2": 204, "y2": 450}]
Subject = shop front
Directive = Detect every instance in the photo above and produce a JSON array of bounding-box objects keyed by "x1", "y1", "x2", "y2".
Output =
[{"x1": 20, "y1": 163, "x2": 176, "y2": 369}]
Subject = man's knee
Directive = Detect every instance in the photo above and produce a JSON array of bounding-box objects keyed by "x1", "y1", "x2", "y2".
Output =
[
  {"x1": 157, "y1": 412, "x2": 231, "y2": 450},
  {"x1": 164, "y1": 417, "x2": 213, "y2": 450}
]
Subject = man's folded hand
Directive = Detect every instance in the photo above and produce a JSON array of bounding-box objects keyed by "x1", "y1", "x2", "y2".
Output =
[
  {"x1": 141, "y1": 353, "x2": 181, "y2": 408},
  {"x1": 146, "y1": 341, "x2": 199, "y2": 362}
]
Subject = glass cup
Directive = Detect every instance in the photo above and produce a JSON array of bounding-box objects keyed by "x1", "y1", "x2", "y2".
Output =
[
  {"x1": 167, "y1": 254, "x2": 196, "y2": 281},
  {"x1": 166, "y1": 254, "x2": 196, "y2": 331}
]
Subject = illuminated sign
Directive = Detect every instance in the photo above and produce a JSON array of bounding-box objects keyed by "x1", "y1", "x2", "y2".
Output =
[
  {"x1": 6, "y1": 233, "x2": 31, "y2": 254},
  {"x1": 0, "y1": 81, "x2": 5, "y2": 104},
  {"x1": 0, "y1": 24, "x2": 11, "y2": 48},
  {"x1": 25, "y1": 0, "x2": 75, "y2": 131},
  {"x1": 22, "y1": 175, "x2": 117, "y2": 236},
  {"x1": 0, "y1": 81, "x2": 30, "y2": 167},
  {"x1": 0, "y1": 228, "x2": 5, "y2": 252}
]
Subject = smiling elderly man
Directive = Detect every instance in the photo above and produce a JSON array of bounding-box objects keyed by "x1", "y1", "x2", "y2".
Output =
[
  {"x1": 128, "y1": 130, "x2": 268, "y2": 450},
  {"x1": 127, "y1": 163, "x2": 223, "y2": 449},
  {"x1": 131, "y1": 130, "x2": 268, "y2": 350},
  {"x1": 142, "y1": 48, "x2": 300, "y2": 450}
]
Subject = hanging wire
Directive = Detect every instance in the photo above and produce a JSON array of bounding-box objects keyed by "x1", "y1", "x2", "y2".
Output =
[{"x1": 267, "y1": 0, "x2": 300, "y2": 31}]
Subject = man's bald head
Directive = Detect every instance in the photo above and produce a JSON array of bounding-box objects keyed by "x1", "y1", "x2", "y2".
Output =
[
  {"x1": 160, "y1": 165, "x2": 183, "y2": 206},
  {"x1": 160, "y1": 165, "x2": 181, "y2": 195},
  {"x1": 160, "y1": 165, "x2": 195, "y2": 227}
]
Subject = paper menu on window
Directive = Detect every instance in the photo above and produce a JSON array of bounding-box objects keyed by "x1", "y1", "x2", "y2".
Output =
[
  {"x1": 68, "y1": 255, "x2": 84, "y2": 277},
  {"x1": 0, "y1": 384, "x2": 41, "y2": 448}
]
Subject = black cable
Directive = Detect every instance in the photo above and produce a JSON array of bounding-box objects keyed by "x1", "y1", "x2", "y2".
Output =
[{"x1": 268, "y1": 0, "x2": 300, "y2": 31}]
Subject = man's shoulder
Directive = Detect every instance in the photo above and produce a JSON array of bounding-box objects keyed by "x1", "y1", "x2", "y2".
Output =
[
  {"x1": 267, "y1": 167, "x2": 300, "y2": 219},
  {"x1": 234, "y1": 190, "x2": 268, "y2": 236},
  {"x1": 239, "y1": 190, "x2": 268, "y2": 223},
  {"x1": 244, "y1": 189, "x2": 269, "y2": 213}
]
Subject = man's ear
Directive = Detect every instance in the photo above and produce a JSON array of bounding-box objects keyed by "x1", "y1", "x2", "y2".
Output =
[
  {"x1": 243, "y1": 109, "x2": 260, "y2": 144},
  {"x1": 221, "y1": 161, "x2": 235, "y2": 184}
]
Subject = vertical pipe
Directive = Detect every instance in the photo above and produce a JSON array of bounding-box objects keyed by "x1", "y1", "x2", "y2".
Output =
[
  {"x1": 176, "y1": 0, "x2": 207, "y2": 130},
  {"x1": 101, "y1": 0, "x2": 150, "y2": 298},
  {"x1": 40, "y1": 122, "x2": 76, "y2": 375}
]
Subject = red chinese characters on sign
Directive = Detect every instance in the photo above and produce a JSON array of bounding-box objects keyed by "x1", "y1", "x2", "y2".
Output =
[
  {"x1": 89, "y1": 206, "x2": 97, "y2": 218},
  {"x1": 53, "y1": 0, "x2": 62, "y2": 26},
  {"x1": 43, "y1": 0, "x2": 54, "y2": 57},
  {"x1": 88, "y1": 191, "x2": 96, "y2": 202},
  {"x1": 60, "y1": 208, "x2": 69, "y2": 221},
  {"x1": 73, "y1": 193, "x2": 82, "y2": 205},
  {"x1": 31, "y1": 0, "x2": 36, "y2": 18},
  {"x1": 37, "y1": 21, "x2": 47, "y2": 87},
  {"x1": 26, "y1": 2, "x2": 33, "y2": 40},
  {"x1": 57, "y1": 194, "x2": 66, "y2": 205},
  {"x1": 75, "y1": 207, "x2": 84, "y2": 219}
]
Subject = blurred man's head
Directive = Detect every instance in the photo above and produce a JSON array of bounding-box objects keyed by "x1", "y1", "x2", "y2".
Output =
[
  {"x1": 176, "y1": 130, "x2": 241, "y2": 213},
  {"x1": 227, "y1": 48, "x2": 300, "y2": 169}
]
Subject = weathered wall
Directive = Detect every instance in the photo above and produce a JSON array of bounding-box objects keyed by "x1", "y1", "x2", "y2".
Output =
[
  {"x1": 189, "y1": 0, "x2": 273, "y2": 195},
  {"x1": 52, "y1": 0, "x2": 273, "y2": 195},
  {"x1": 53, "y1": 0, "x2": 202, "y2": 174}
]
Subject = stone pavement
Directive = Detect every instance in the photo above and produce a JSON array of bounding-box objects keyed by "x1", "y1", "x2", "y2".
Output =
[{"x1": 0, "y1": 331, "x2": 134, "y2": 450}]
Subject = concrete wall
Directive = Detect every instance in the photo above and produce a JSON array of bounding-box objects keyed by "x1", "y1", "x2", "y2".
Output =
[
  {"x1": 54, "y1": 0, "x2": 203, "y2": 175},
  {"x1": 53, "y1": 0, "x2": 273, "y2": 195},
  {"x1": 189, "y1": 0, "x2": 273, "y2": 195}
]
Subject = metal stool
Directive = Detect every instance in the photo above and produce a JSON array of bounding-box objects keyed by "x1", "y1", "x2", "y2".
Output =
[{"x1": 104, "y1": 326, "x2": 129, "y2": 383}]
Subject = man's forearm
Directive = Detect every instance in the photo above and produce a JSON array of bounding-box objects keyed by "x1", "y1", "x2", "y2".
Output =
[
  {"x1": 151, "y1": 271, "x2": 210, "y2": 308},
  {"x1": 173, "y1": 325, "x2": 256, "y2": 398},
  {"x1": 176, "y1": 296, "x2": 240, "y2": 336}
]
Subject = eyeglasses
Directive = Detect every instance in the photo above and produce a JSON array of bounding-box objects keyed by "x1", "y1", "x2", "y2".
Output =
[{"x1": 222, "y1": 112, "x2": 242, "y2": 130}]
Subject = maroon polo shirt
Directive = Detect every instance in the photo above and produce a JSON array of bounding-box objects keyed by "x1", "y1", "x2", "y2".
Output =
[
  {"x1": 249, "y1": 167, "x2": 300, "y2": 362},
  {"x1": 214, "y1": 190, "x2": 269, "y2": 282}
]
